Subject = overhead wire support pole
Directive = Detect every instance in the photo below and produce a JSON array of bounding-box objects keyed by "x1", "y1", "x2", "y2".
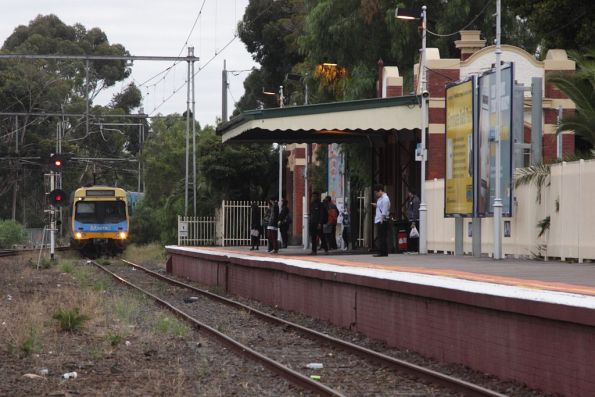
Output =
[
  {"x1": 191, "y1": 49, "x2": 197, "y2": 215},
  {"x1": 419, "y1": 5, "x2": 428, "y2": 255},
  {"x1": 85, "y1": 59, "x2": 90, "y2": 139},
  {"x1": 493, "y1": 0, "x2": 503, "y2": 260},
  {"x1": 278, "y1": 86, "x2": 284, "y2": 244},
  {"x1": 185, "y1": 47, "x2": 192, "y2": 216}
]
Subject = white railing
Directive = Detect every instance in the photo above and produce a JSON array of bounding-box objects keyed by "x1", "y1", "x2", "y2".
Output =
[
  {"x1": 222, "y1": 200, "x2": 268, "y2": 247},
  {"x1": 425, "y1": 159, "x2": 595, "y2": 262},
  {"x1": 356, "y1": 194, "x2": 366, "y2": 248},
  {"x1": 178, "y1": 201, "x2": 269, "y2": 247},
  {"x1": 178, "y1": 216, "x2": 216, "y2": 246}
]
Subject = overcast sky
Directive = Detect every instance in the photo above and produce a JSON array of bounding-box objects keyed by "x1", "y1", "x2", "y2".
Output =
[{"x1": 0, "y1": 0, "x2": 257, "y2": 127}]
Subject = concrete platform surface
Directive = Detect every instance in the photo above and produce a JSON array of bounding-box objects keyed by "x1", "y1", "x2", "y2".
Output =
[{"x1": 178, "y1": 245, "x2": 595, "y2": 298}]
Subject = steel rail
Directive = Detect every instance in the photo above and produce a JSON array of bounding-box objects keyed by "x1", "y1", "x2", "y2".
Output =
[
  {"x1": 0, "y1": 249, "x2": 17, "y2": 257},
  {"x1": 122, "y1": 259, "x2": 508, "y2": 397},
  {"x1": 92, "y1": 260, "x2": 344, "y2": 397}
]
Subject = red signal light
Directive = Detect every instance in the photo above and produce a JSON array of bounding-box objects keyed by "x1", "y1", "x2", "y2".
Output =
[
  {"x1": 49, "y1": 189, "x2": 68, "y2": 207},
  {"x1": 49, "y1": 154, "x2": 66, "y2": 172}
]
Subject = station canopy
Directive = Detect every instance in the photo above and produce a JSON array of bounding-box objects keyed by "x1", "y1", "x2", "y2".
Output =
[{"x1": 217, "y1": 95, "x2": 421, "y2": 145}]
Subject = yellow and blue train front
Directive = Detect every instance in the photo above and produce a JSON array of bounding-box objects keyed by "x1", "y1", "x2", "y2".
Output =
[{"x1": 72, "y1": 199, "x2": 129, "y2": 247}]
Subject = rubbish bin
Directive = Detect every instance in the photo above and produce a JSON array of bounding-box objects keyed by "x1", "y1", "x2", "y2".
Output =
[
  {"x1": 397, "y1": 230, "x2": 408, "y2": 252},
  {"x1": 394, "y1": 220, "x2": 409, "y2": 253}
]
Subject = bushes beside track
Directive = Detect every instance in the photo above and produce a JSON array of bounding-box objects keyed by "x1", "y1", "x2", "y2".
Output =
[{"x1": 0, "y1": 219, "x2": 26, "y2": 248}]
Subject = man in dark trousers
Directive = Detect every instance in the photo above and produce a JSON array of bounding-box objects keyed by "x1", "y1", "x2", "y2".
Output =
[
  {"x1": 371, "y1": 184, "x2": 391, "y2": 257},
  {"x1": 308, "y1": 192, "x2": 325, "y2": 255}
]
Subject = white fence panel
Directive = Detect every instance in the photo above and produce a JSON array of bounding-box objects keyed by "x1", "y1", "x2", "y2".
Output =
[
  {"x1": 222, "y1": 200, "x2": 268, "y2": 247},
  {"x1": 178, "y1": 215, "x2": 216, "y2": 246},
  {"x1": 426, "y1": 158, "x2": 595, "y2": 261}
]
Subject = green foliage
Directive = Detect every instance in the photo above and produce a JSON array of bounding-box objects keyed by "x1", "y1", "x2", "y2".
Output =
[
  {"x1": 133, "y1": 114, "x2": 278, "y2": 244},
  {"x1": 506, "y1": 0, "x2": 595, "y2": 54},
  {"x1": 0, "y1": 15, "x2": 140, "y2": 222},
  {"x1": 513, "y1": 163, "x2": 551, "y2": 204},
  {"x1": 58, "y1": 261, "x2": 75, "y2": 273},
  {"x1": 0, "y1": 220, "x2": 26, "y2": 248},
  {"x1": 155, "y1": 316, "x2": 189, "y2": 337},
  {"x1": 549, "y1": 49, "x2": 595, "y2": 152},
  {"x1": 309, "y1": 145, "x2": 328, "y2": 193},
  {"x1": 20, "y1": 329, "x2": 42, "y2": 356},
  {"x1": 52, "y1": 308, "x2": 90, "y2": 332},
  {"x1": 107, "y1": 332, "x2": 123, "y2": 347}
]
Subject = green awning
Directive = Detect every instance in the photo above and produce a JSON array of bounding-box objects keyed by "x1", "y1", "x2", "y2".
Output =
[{"x1": 218, "y1": 95, "x2": 421, "y2": 144}]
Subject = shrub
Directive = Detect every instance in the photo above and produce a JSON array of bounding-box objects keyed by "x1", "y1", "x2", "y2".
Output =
[
  {"x1": 52, "y1": 308, "x2": 90, "y2": 332},
  {"x1": 0, "y1": 219, "x2": 26, "y2": 248},
  {"x1": 20, "y1": 329, "x2": 42, "y2": 355}
]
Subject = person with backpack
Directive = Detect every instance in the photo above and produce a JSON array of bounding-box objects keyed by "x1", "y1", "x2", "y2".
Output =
[{"x1": 323, "y1": 196, "x2": 339, "y2": 251}]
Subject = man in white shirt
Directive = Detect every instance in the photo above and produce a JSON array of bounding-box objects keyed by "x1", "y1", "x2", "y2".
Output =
[{"x1": 372, "y1": 184, "x2": 390, "y2": 257}]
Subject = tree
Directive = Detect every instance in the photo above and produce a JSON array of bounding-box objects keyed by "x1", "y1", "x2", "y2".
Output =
[
  {"x1": 506, "y1": 0, "x2": 595, "y2": 55},
  {"x1": 0, "y1": 15, "x2": 135, "y2": 224},
  {"x1": 549, "y1": 50, "x2": 595, "y2": 153}
]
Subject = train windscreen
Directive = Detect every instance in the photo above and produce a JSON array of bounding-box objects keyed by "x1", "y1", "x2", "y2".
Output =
[{"x1": 75, "y1": 201, "x2": 126, "y2": 224}]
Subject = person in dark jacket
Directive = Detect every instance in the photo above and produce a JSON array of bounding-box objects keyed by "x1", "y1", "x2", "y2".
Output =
[
  {"x1": 249, "y1": 202, "x2": 261, "y2": 250},
  {"x1": 266, "y1": 198, "x2": 280, "y2": 253},
  {"x1": 308, "y1": 192, "x2": 324, "y2": 255},
  {"x1": 278, "y1": 199, "x2": 291, "y2": 248}
]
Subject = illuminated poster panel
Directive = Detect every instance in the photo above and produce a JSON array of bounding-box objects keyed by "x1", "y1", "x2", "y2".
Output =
[
  {"x1": 445, "y1": 78, "x2": 474, "y2": 216},
  {"x1": 477, "y1": 64, "x2": 514, "y2": 217}
]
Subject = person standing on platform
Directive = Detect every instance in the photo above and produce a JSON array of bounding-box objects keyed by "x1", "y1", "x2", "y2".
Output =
[
  {"x1": 405, "y1": 190, "x2": 420, "y2": 252},
  {"x1": 278, "y1": 199, "x2": 291, "y2": 249},
  {"x1": 308, "y1": 192, "x2": 323, "y2": 255},
  {"x1": 341, "y1": 209, "x2": 351, "y2": 251},
  {"x1": 405, "y1": 190, "x2": 420, "y2": 224},
  {"x1": 266, "y1": 198, "x2": 279, "y2": 253},
  {"x1": 323, "y1": 196, "x2": 339, "y2": 250},
  {"x1": 249, "y1": 202, "x2": 261, "y2": 250},
  {"x1": 372, "y1": 184, "x2": 390, "y2": 257}
]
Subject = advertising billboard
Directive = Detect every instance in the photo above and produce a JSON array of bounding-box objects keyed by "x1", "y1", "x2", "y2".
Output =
[
  {"x1": 477, "y1": 64, "x2": 514, "y2": 217},
  {"x1": 445, "y1": 78, "x2": 475, "y2": 216}
]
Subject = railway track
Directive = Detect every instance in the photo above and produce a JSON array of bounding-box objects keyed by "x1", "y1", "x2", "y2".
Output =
[
  {"x1": 0, "y1": 249, "x2": 17, "y2": 258},
  {"x1": 90, "y1": 258, "x2": 508, "y2": 397}
]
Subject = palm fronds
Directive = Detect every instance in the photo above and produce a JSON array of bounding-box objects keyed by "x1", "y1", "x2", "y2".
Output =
[{"x1": 513, "y1": 163, "x2": 551, "y2": 203}]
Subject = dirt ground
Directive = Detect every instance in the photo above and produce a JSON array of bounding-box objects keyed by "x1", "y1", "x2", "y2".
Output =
[{"x1": 0, "y1": 252, "x2": 301, "y2": 397}]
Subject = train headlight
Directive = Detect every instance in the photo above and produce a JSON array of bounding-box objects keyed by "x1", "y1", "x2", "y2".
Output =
[
  {"x1": 119, "y1": 232, "x2": 128, "y2": 239},
  {"x1": 75, "y1": 232, "x2": 83, "y2": 239}
]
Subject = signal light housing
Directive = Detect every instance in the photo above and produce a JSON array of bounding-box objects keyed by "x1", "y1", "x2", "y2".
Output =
[
  {"x1": 49, "y1": 154, "x2": 66, "y2": 172},
  {"x1": 49, "y1": 189, "x2": 68, "y2": 207}
]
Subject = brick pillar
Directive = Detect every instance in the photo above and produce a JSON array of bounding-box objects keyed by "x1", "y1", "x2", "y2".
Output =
[{"x1": 454, "y1": 30, "x2": 486, "y2": 60}]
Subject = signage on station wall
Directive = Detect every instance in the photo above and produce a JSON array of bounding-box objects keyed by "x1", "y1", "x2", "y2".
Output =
[
  {"x1": 445, "y1": 78, "x2": 475, "y2": 217},
  {"x1": 327, "y1": 143, "x2": 344, "y2": 203},
  {"x1": 477, "y1": 64, "x2": 514, "y2": 217}
]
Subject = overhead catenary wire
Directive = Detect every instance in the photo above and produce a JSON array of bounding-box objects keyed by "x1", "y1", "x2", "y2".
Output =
[
  {"x1": 137, "y1": 0, "x2": 210, "y2": 90},
  {"x1": 150, "y1": 34, "x2": 238, "y2": 115},
  {"x1": 426, "y1": 0, "x2": 494, "y2": 37},
  {"x1": 149, "y1": 0, "x2": 277, "y2": 115}
]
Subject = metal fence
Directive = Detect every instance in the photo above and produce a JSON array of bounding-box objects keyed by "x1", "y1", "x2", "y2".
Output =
[
  {"x1": 178, "y1": 201, "x2": 269, "y2": 247},
  {"x1": 222, "y1": 200, "x2": 268, "y2": 246},
  {"x1": 178, "y1": 216, "x2": 217, "y2": 246}
]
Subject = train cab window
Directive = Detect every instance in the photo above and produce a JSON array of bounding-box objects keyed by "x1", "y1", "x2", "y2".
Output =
[{"x1": 75, "y1": 201, "x2": 126, "y2": 224}]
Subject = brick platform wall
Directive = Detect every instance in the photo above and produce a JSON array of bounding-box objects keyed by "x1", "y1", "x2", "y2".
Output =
[{"x1": 168, "y1": 248, "x2": 595, "y2": 396}]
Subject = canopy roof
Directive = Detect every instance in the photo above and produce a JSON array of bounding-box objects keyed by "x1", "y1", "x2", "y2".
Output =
[{"x1": 218, "y1": 95, "x2": 421, "y2": 144}]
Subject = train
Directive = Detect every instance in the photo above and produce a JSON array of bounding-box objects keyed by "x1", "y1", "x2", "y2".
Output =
[{"x1": 69, "y1": 186, "x2": 142, "y2": 254}]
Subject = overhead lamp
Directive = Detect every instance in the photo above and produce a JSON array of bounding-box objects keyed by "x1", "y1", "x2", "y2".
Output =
[{"x1": 395, "y1": 8, "x2": 420, "y2": 20}]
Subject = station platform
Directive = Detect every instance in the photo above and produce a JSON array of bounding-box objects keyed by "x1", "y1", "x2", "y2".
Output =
[{"x1": 165, "y1": 245, "x2": 595, "y2": 396}]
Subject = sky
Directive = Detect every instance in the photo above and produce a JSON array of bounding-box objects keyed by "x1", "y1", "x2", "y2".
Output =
[{"x1": 0, "y1": 0, "x2": 258, "y2": 127}]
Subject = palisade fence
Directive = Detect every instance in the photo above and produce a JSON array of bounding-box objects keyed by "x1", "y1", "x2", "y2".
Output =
[{"x1": 178, "y1": 201, "x2": 268, "y2": 247}]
